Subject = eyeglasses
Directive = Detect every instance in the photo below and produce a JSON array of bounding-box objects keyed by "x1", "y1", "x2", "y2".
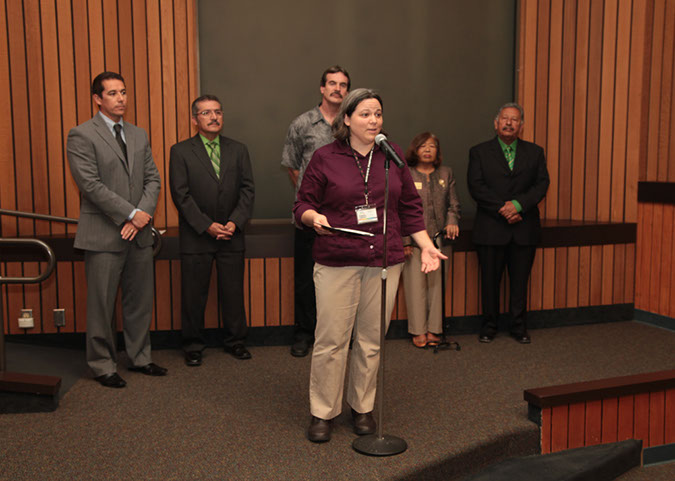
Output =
[{"x1": 196, "y1": 109, "x2": 223, "y2": 118}]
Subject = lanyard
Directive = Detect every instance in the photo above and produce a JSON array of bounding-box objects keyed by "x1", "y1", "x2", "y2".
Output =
[{"x1": 351, "y1": 145, "x2": 374, "y2": 204}]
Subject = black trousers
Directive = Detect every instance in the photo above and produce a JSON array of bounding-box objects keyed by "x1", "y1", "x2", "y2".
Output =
[
  {"x1": 476, "y1": 243, "x2": 536, "y2": 336},
  {"x1": 180, "y1": 250, "x2": 247, "y2": 351},
  {"x1": 293, "y1": 227, "x2": 317, "y2": 341}
]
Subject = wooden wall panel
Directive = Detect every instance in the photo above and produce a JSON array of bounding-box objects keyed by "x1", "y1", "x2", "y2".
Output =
[
  {"x1": 5, "y1": 0, "x2": 672, "y2": 336},
  {"x1": 568, "y1": 402, "x2": 586, "y2": 449},
  {"x1": 280, "y1": 258, "x2": 294, "y2": 326},
  {"x1": 666, "y1": 388, "x2": 675, "y2": 443},
  {"x1": 0, "y1": 0, "x2": 198, "y2": 232},
  {"x1": 0, "y1": 0, "x2": 198, "y2": 334},
  {"x1": 518, "y1": 0, "x2": 649, "y2": 224},
  {"x1": 617, "y1": 395, "x2": 635, "y2": 441},
  {"x1": 585, "y1": 399, "x2": 603, "y2": 447},
  {"x1": 636, "y1": 201, "x2": 675, "y2": 316},
  {"x1": 537, "y1": 384, "x2": 675, "y2": 454}
]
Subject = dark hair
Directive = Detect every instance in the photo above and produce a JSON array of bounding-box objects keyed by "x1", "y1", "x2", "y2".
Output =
[
  {"x1": 406, "y1": 132, "x2": 442, "y2": 168},
  {"x1": 191, "y1": 94, "x2": 222, "y2": 117},
  {"x1": 91, "y1": 72, "x2": 125, "y2": 97},
  {"x1": 320, "y1": 65, "x2": 351, "y2": 90},
  {"x1": 332, "y1": 88, "x2": 383, "y2": 141}
]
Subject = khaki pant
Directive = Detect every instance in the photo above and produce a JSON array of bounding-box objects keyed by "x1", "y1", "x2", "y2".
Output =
[
  {"x1": 309, "y1": 263, "x2": 403, "y2": 420},
  {"x1": 402, "y1": 246, "x2": 450, "y2": 335}
]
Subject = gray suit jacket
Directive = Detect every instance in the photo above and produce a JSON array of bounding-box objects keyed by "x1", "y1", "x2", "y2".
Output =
[
  {"x1": 169, "y1": 134, "x2": 255, "y2": 254},
  {"x1": 67, "y1": 112, "x2": 161, "y2": 251}
]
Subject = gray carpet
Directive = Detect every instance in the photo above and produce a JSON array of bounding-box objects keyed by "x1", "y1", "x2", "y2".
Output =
[{"x1": 1, "y1": 321, "x2": 674, "y2": 480}]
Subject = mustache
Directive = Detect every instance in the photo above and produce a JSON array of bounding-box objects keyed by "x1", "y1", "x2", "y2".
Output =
[{"x1": 208, "y1": 120, "x2": 220, "y2": 126}]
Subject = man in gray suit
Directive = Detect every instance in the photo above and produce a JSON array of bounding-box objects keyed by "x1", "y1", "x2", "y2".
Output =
[
  {"x1": 67, "y1": 71, "x2": 167, "y2": 388},
  {"x1": 169, "y1": 94, "x2": 255, "y2": 366}
]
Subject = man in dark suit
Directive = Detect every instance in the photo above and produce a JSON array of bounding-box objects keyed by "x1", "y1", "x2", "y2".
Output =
[
  {"x1": 169, "y1": 94, "x2": 255, "y2": 366},
  {"x1": 67, "y1": 71, "x2": 167, "y2": 388},
  {"x1": 468, "y1": 103, "x2": 550, "y2": 344}
]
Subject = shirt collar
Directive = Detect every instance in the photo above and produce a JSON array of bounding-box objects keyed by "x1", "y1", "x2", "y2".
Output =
[
  {"x1": 331, "y1": 139, "x2": 383, "y2": 158},
  {"x1": 199, "y1": 134, "x2": 220, "y2": 147},
  {"x1": 308, "y1": 105, "x2": 327, "y2": 126},
  {"x1": 497, "y1": 136, "x2": 517, "y2": 152},
  {"x1": 98, "y1": 111, "x2": 124, "y2": 132}
]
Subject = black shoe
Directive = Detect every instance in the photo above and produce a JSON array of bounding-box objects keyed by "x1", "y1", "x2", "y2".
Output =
[
  {"x1": 307, "y1": 416, "x2": 332, "y2": 443},
  {"x1": 225, "y1": 343, "x2": 252, "y2": 360},
  {"x1": 95, "y1": 372, "x2": 126, "y2": 388},
  {"x1": 351, "y1": 409, "x2": 376, "y2": 435},
  {"x1": 128, "y1": 362, "x2": 168, "y2": 376},
  {"x1": 511, "y1": 332, "x2": 531, "y2": 344},
  {"x1": 290, "y1": 338, "x2": 311, "y2": 357},
  {"x1": 478, "y1": 333, "x2": 494, "y2": 343},
  {"x1": 185, "y1": 351, "x2": 202, "y2": 367}
]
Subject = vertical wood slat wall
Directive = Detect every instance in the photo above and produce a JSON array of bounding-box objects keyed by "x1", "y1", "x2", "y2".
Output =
[
  {"x1": 539, "y1": 388, "x2": 675, "y2": 454},
  {"x1": 0, "y1": 0, "x2": 195, "y2": 334},
  {"x1": 635, "y1": 202, "x2": 675, "y2": 316},
  {"x1": 3, "y1": 0, "x2": 671, "y2": 336},
  {"x1": 634, "y1": 0, "x2": 675, "y2": 319},
  {"x1": 518, "y1": 0, "x2": 648, "y2": 225}
]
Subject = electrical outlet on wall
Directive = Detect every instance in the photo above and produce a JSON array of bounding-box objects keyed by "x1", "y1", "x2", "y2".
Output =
[
  {"x1": 54, "y1": 308, "x2": 66, "y2": 327},
  {"x1": 18, "y1": 308, "x2": 34, "y2": 329}
]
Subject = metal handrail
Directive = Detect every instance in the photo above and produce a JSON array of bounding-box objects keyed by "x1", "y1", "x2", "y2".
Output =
[
  {"x1": 0, "y1": 238, "x2": 56, "y2": 371},
  {"x1": 0, "y1": 208, "x2": 162, "y2": 256},
  {"x1": 0, "y1": 238, "x2": 56, "y2": 284}
]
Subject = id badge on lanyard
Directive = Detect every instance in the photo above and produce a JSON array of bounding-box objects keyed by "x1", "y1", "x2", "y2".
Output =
[
  {"x1": 352, "y1": 145, "x2": 378, "y2": 225},
  {"x1": 355, "y1": 204, "x2": 378, "y2": 224}
]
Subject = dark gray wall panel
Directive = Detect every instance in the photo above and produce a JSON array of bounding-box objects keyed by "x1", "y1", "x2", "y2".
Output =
[{"x1": 198, "y1": 0, "x2": 516, "y2": 218}]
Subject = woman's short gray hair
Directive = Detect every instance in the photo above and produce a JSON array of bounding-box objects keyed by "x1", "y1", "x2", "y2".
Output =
[{"x1": 332, "y1": 88, "x2": 384, "y2": 141}]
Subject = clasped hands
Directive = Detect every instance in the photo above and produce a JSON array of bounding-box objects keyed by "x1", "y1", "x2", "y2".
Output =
[
  {"x1": 121, "y1": 210, "x2": 152, "y2": 241},
  {"x1": 207, "y1": 221, "x2": 236, "y2": 240},
  {"x1": 498, "y1": 201, "x2": 522, "y2": 224}
]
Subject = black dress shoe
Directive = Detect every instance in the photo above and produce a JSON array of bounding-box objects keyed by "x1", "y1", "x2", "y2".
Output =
[
  {"x1": 95, "y1": 372, "x2": 126, "y2": 388},
  {"x1": 290, "y1": 338, "x2": 311, "y2": 357},
  {"x1": 185, "y1": 351, "x2": 202, "y2": 367},
  {"x1": 307, "y1": 416, "x2": 332, "y2": 443},
  {"x1": 478, "y1": 333, "x2": 494, "y2": 343},
  {"x1": 225, "y1": 343, "x2": 252, "y2": 360},
  {"x1": 351, "y1": 409, "x2": 376, "y2": 435},
  {"x1": 511, "y1": 332, "x2": 531, "y2": 344},
  {"x1": 128, "y1": 362, "x2": 168, "y2": 376}
]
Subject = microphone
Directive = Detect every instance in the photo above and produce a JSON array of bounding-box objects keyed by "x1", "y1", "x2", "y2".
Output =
[{"x1": 375, "y1": 134, "x2": 405, "y2": 168}]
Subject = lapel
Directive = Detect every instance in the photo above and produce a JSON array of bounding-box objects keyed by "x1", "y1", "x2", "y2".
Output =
[
  {"x1": 512, "y1": 139, "x2": 527, "y2": 175},
  {"x1": 92, "y1": 113, "x2": 130, "y2": 175},
  {"x1": 191, "y1": 134, "x2": 220, "y2": 183},
  {"x1": 125, "y1": 123, "x2": 136, "y2": 173},
  {"x1": 490, "y1": 137, "x2": 511, "y2": 174}
]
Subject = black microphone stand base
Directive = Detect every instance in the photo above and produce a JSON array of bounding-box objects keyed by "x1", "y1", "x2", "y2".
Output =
[{"x1": 352, "y1": 433, "x2": 407, "y2": 456}]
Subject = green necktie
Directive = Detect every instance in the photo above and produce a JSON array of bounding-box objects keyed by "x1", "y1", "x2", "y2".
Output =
[
  {"x1": 207, "y1": 141, "x2": 220, "y2": 177},
  {"x1": 505, "y1": 145, "x2": 515, "y2": 170}
]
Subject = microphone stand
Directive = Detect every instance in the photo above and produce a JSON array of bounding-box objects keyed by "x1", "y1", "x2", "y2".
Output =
[{"x1": 352, "y1": 154, "x2": 407, "y2": 457}]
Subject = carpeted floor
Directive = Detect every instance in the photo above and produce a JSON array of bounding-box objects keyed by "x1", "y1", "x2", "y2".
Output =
[{"x1": 1, "y1": 321, "x2": 674, "y2": 480}]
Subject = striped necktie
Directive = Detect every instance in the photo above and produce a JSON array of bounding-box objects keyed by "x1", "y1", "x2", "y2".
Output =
[
  {"x1": 207, "y1": 141, "x2": 220, "y2": 177},
  {"x1": 505, "y1": 144, "x2": 515, "y2": 170}
]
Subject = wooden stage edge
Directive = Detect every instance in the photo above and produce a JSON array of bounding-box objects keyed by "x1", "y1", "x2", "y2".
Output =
[{"x1": 0, "y1": 218, "x2": 637, "y2": 262}]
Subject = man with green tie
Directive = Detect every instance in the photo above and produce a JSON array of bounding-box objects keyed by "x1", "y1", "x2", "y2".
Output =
[
  {"x1": 169, "y1": 95, "x2": 255, "y2": 365},
  {"x1": 467, "y1": 103, "x2": 550, "y2": 344}
]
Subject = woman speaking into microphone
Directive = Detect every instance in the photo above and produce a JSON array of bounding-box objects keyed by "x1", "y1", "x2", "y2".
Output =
[{"x1": 293, "y1": 88, "x2": 446, "y2": 443}]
